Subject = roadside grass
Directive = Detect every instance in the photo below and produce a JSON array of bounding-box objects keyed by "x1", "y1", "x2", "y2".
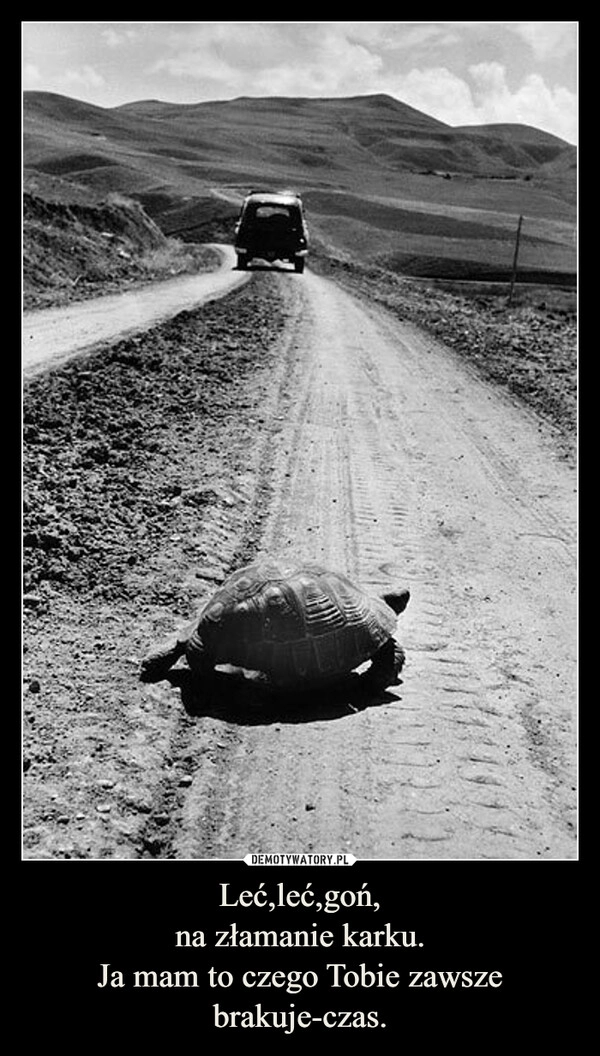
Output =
[{"x1": 137, "y1": 242, "x2": 220, "y2": 279}]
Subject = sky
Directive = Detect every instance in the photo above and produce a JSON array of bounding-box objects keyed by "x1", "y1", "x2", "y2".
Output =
[{"x1": 22, "y1": 21, "x2": 578, "y2": 144}]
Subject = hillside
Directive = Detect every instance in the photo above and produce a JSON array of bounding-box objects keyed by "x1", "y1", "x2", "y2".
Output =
[
  {"x1": 23, "y1": 171, "x2": 219, "y2": 310},
  {"x1": 24, "y1": 91, "x2": 575, "y2": 190},
  {"x1": 23, "y1": 90, "x2": 577, "y2": 291}
]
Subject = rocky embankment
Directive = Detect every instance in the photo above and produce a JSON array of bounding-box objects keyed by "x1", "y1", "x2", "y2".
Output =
[{"x1": 23, "y1": 187, "x2": 219, "y2": 310}]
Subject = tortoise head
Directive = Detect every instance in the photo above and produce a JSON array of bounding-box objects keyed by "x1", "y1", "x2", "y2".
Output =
[{"x1": 381, "y1": 588, "x2": 410, "y2": 615}]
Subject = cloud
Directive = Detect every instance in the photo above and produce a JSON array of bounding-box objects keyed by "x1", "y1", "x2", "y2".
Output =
[
  {"x1": 23, "y1": 63, "x2": 43, "y2": 88},
  {"x1": 61, "y1": 66, "x2": 107, "y2": 91},
  {"x1": 22, "y1": 57, "x2": 106, "y2": 96},
  {"x1": 342, "y1": 22, "x2": 462, "y2": 51},
  {"x1": 469, "y1": 61, "x2": 577, "y2": 140},
  {"x1": 507, "y1": 21, "x2": 577, "y2": 61},
  {"x1": 386, "y1": 61, "x2": 576, "y2": 142},
  {"x1": 153, "y1": 22, "x2": 299, "y2": 78},
  {"x1": 388, "y1": 66, "x2": 474, "y2": 125},
  {"x1": 101, "y1": 27, "x2": 139, "y2": 48},
  {"x1": 251, "y1": 30, "x2": 383, "y2": 96},
  {"x1": 152, "y1": 23, "x2": 383, "y2": 96}
]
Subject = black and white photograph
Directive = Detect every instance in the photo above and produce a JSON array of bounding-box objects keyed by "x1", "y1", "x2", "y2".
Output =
[{"x1": 21, "y1": 20, "x2": 578, "y2": 1031}]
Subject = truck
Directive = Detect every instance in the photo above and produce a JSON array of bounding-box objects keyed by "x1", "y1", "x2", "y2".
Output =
[{"x1": 234, "y1": 190, "x2": 309, "y2": 273}]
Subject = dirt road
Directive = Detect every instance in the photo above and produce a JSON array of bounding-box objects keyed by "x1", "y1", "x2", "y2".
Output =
[
  {"x1": 23, "y1": 263, "x2": 577, "y2": 861},
  {"x1": 170, "y1": 270, "x2": 576, "y2": 860},
  {"x1": 22, "y1": 244, "x2": 247, "y2": 376}
]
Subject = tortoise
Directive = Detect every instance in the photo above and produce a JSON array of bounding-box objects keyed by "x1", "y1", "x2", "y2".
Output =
[{"x1": 140, "y1": 559, "x2": 410, "y2": 691}]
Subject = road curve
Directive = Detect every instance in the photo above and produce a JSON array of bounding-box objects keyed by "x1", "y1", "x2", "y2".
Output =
[
  {"x1": 166, "y1": 268, "x2": 577, "y2": 861},
  {"x1": 22, "y1": 244, "x2": 247, "y2": 377}
]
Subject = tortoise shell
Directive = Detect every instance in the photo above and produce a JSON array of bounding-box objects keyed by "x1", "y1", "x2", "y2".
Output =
[{"x1": 191, "y1": 560, "x2": 398, "y2": 686}]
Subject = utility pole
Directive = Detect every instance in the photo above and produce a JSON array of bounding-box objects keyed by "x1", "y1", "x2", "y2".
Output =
[{"x1": 508, "y1": 214, "x2": 523, "y2": 307}]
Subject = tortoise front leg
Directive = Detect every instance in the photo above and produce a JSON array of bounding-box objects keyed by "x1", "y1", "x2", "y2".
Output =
[
  {"x1": 140, "y1": 636, "x2": 186, "y2": 683},
  {"x1": 363, "y1": 638, "x2": 405, "y2": 690},
  {"x1": 184, "y1": 629, "x2": 216, "y2": 680}
]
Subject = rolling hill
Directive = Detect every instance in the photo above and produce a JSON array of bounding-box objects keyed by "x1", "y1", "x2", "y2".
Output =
[
  {"x1": 23, "y1": 90, "x2": 577, "y2": 287},
  {"x1": 24, "y1": 90, "x2": 576, "y2": 191}
]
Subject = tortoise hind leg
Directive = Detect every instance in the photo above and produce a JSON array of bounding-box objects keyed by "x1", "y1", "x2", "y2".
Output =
[
  {"x1": 363, "y1": 638, "x2": 405, "y2": 690},
  {"x1": 381, "y1": 587, "x2": 410, "y2": 615}
]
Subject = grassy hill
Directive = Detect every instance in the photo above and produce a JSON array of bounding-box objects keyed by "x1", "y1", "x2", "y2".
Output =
[{"x1": 23, "y1": 90, "x2": 577, "y2": 292}]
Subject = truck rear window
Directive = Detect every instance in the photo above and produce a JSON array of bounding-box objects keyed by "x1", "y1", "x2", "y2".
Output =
[{"x1": 254, "y1": 205, "x2": 294, "y2": 219}]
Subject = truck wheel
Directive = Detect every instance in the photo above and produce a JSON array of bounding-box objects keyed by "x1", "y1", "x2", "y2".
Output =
[
  {"x1": 237, "y1": 255, "x2": 248, "y2": 270},
  {"x1": 294, "y1": 258, "x2": 305, "y2": 274}
]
